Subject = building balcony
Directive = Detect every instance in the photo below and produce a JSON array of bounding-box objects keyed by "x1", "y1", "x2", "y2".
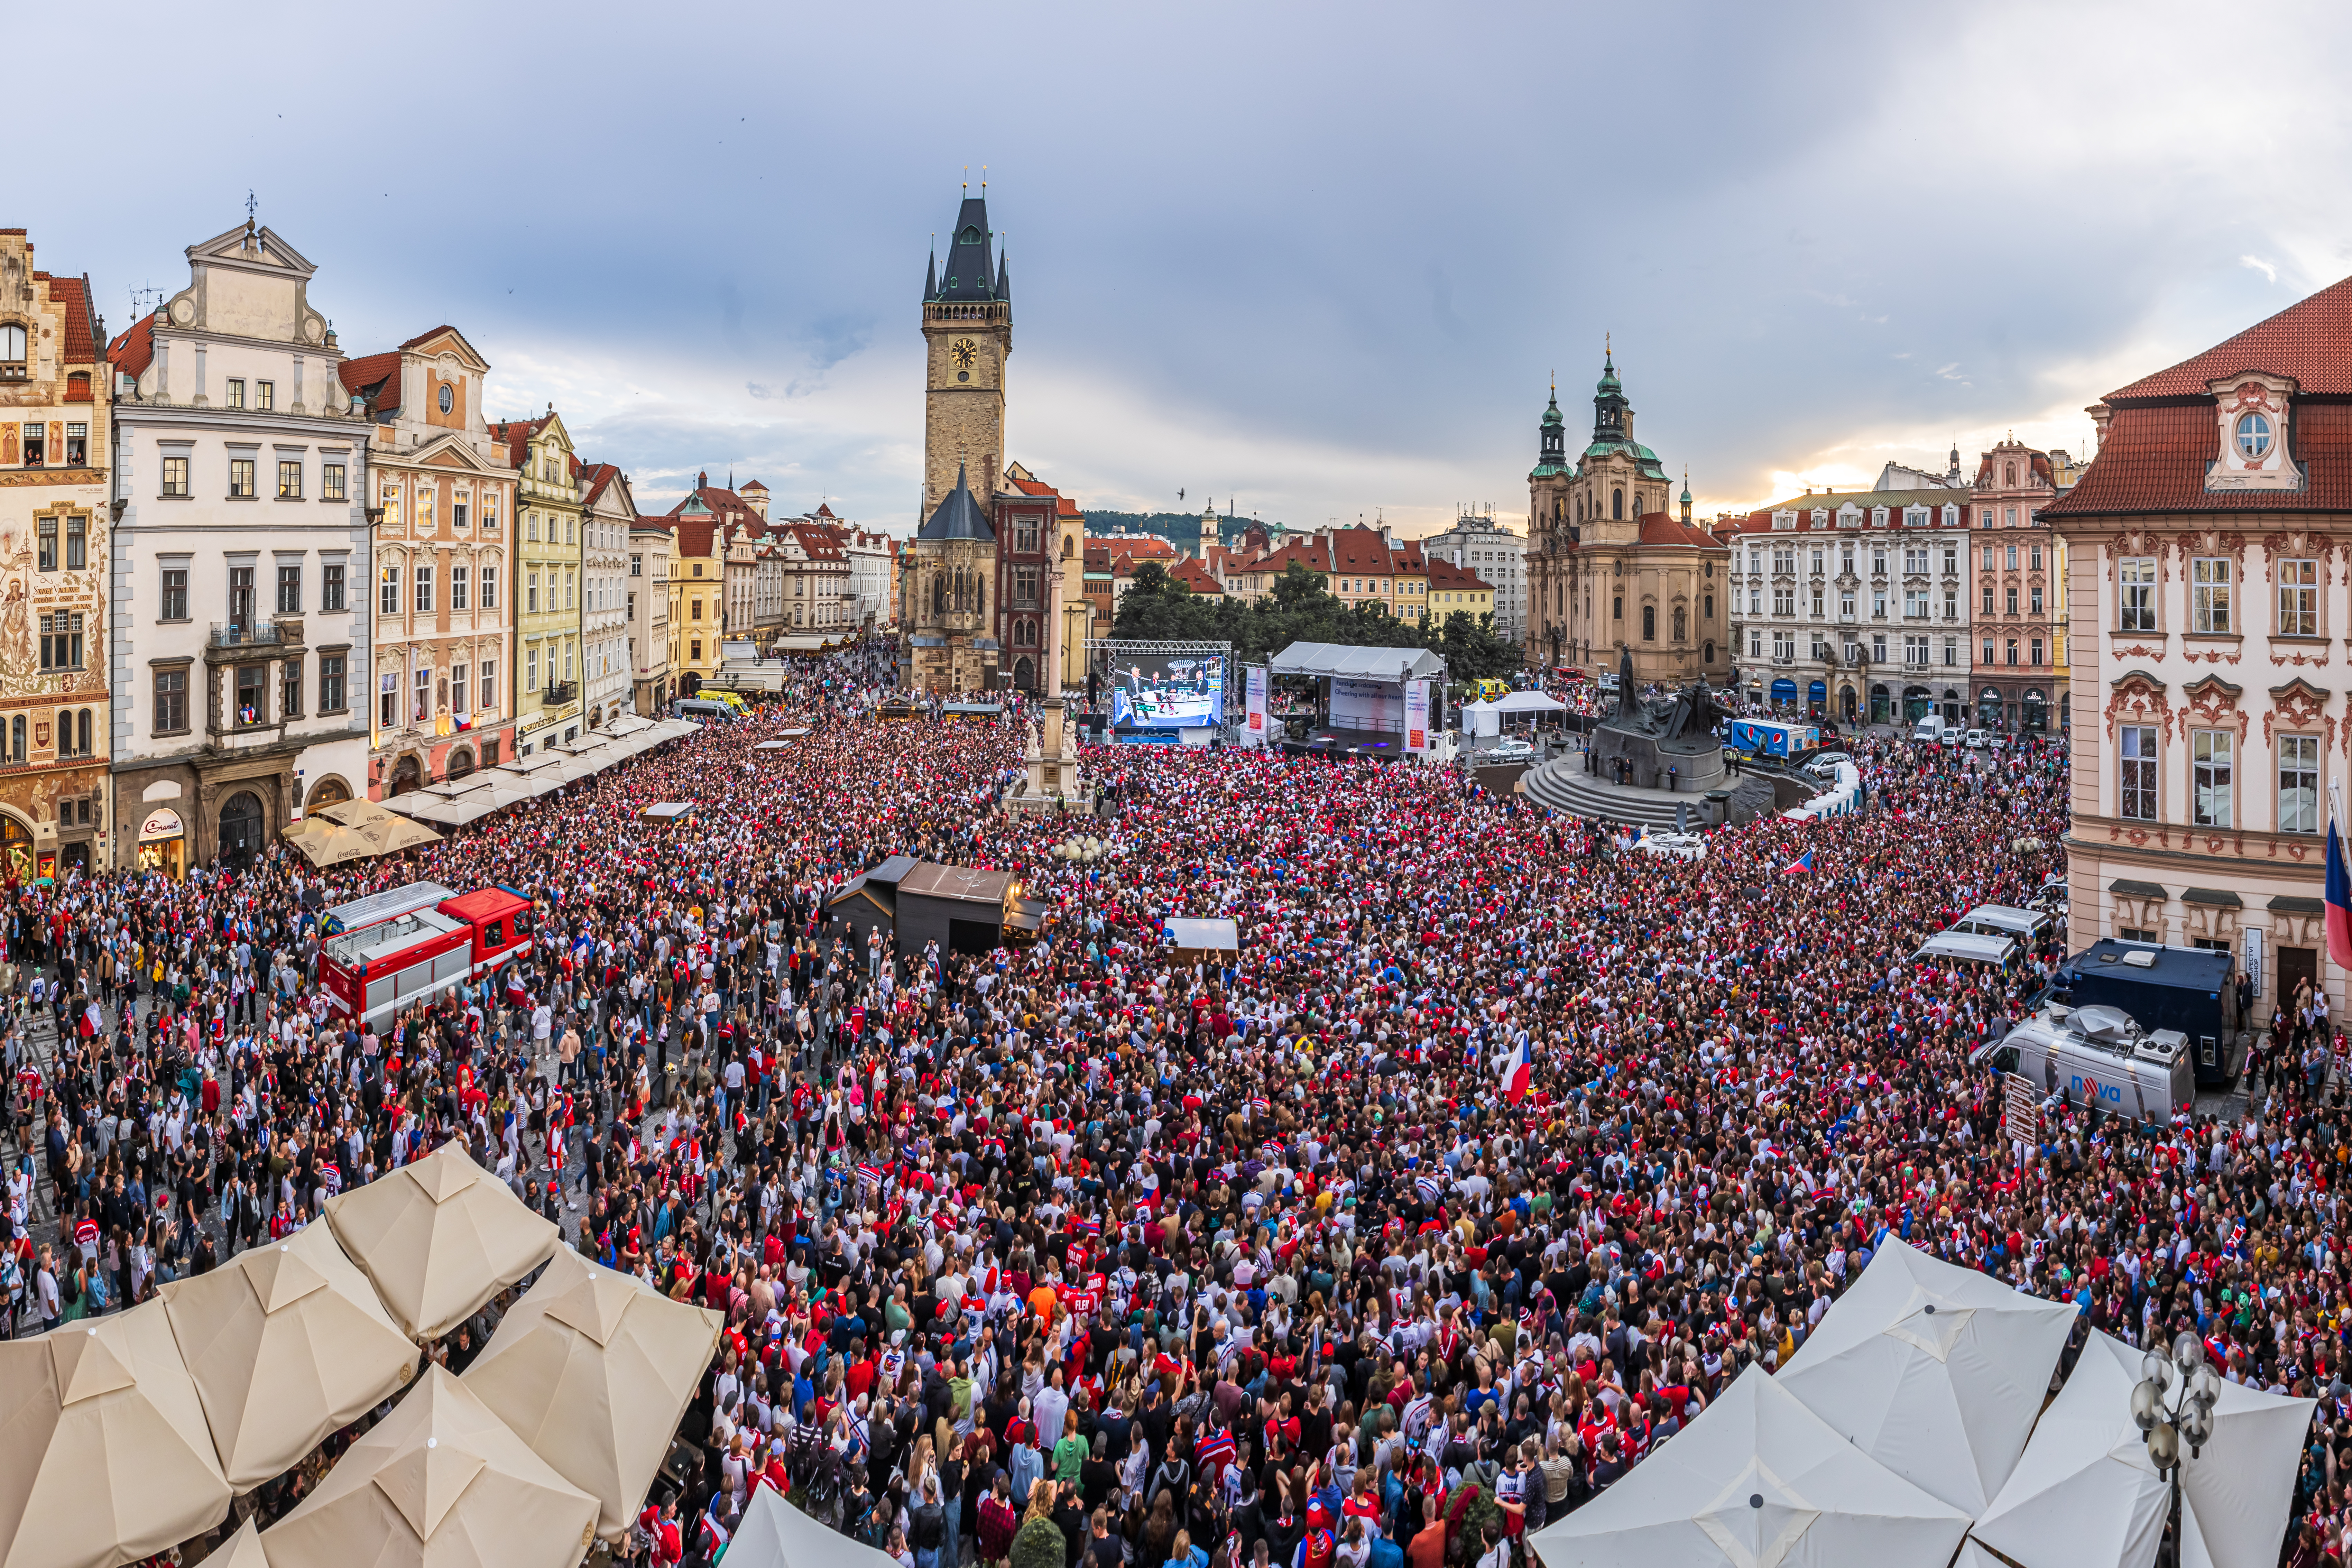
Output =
[
  {"x1": 541, "y1": 681, "x2": 577, "y2": 705},
  {"x1": 211, "y1": 621, "x2": 286, "y2": 649}
]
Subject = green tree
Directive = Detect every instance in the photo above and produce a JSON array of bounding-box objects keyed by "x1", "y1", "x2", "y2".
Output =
[{"x1": 1009, "y1": 1516, "x2": 1065, "y2": 1568}]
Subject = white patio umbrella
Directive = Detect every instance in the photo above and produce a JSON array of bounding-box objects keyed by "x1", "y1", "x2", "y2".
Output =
[
  {"x1": 722, "y1": 1485, "x2": 902, "y2": 1568},
  {"x1": 1523, "y1": 1365, "x2": 1969, "y2": 1568},
  {"x1": 1774, "y1": 1236, "x2": 2075, "y2": 1515},
  {"x1": 2178, "y1": 1371, "x2": 2316, "y2": 1568},
  {"x1": 1971, "y1": 1329, "x2": 2170, "y2": 1568}
]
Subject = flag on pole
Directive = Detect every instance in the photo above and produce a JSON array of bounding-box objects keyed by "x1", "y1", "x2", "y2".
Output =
[
  {"x1": 1783, "y1": 848, "x2": 1815, "y2": 876},
  {"x1": 2327, "y1": 809, "x2": 2352, "y2": 974},
  {"x1": 1497, "y1": 1036, "x2": 1532, "y2": 1105}
]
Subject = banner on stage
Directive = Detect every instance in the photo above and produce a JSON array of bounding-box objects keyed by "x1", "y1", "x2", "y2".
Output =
[
  {"x1": 1245, "y1": 666, "x2": 1269, "y2": 747},
  {"x1": 1404, "y1": 679, "x2": 1429, "y2": 754}
]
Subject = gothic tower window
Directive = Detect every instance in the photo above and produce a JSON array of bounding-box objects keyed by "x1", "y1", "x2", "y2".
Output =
[{"x1": 1612, "y1": 488, "x2": 1624, "y2": 520}]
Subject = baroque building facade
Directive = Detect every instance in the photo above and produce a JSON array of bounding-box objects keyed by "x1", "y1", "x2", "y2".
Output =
[
  {"x1": 1966, "y1": 436, "x2": 2068, "y2": 732},
  {"x1": 339, "y1": 326, "x2": 515, "y2": 795},
  {"x1": 498, "y1": 411, "x2": 584, "y2": 755},
  {"x1": 1525, "y1": 354, "x2": 1728, "y2": 686},
  {"x1": 2050, "y1": 273, "x2": 2352, "y2": 1030},
  {"x1": 0, "y1": 228, "x2": 111, "y2": 879},
  {"x1": 106, "y1": 219, "x2": 370, "y2": 872}
]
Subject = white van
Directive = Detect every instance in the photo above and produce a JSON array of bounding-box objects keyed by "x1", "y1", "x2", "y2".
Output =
[
  {"x1": 1948, "y1": 904, "x2": 2053, "y2": 946},
  {"x1": 1971, "y1": 1003, "x2": 2194, "y2": 1124},
  {"x1": 1912, "y1": 930, "x2": 2023, "y2": 974},
  {"x1": 676, "y1": 698, "x2": 736, "y2": 722},
  {"x1": 1912, "y1": 714, "x2": 1949, "y2": 745}
]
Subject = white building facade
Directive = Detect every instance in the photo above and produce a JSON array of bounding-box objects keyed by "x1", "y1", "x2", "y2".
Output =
[
  {"x1": 106, "y1": 221, "x2": 370, "y2": 868},
  {"x1": 580, "y1": 462, "x2": 633, "y2": 728},
  {"x1": 628, "y1": 514, "x2": 671, "y2": 714},
  {"x1": 1420, "y1": 510, "x2": 1527, "y2": 648}
]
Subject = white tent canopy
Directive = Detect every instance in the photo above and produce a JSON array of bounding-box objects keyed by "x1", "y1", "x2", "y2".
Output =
[
  {"x1": 1524, "y1": 1366, "x2": 1968, "y2": 1568},
  {"x1": 2178, "y1": 1370, "x2": 2315, "y2": 1568},
  {"x1": 1266, "y1": 641, "x2": 1445, "y2": 682},
  {"x1": 1971, "y1": 1329, "x2": 2170, "y2": 1568},
  {"x1": 1463, "y1": 700, "x2": 1501, "y2": 737},
  {"x1": 1493, "y1": 689, "x2": 1567, "y2": 712},
  {"x1": 723, "y1": 1485, "x2": 902, "y2": 1568},
  {"x1": 1775, "y1": 1236, "x2": 2075, "y2": 1516}
]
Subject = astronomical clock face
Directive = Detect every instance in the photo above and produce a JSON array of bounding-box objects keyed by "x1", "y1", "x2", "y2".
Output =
[{"x1": 950, "y1": 338, "x2": 978, "y2": 370}]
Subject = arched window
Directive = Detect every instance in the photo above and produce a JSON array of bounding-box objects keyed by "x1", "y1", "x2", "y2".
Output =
[
  {"x1": 1703, "y1": 640, "x2": 1715, "y2": 663},
  {"x1": 1612, "y1": 488, "x2": 1625, "y2": 520},
  {"x1": 1641, "y1": 604, "x2": 1656, "y2": 640},
  {"x1": 931, "y1": 574, "x2": 944, "y2": 616}
]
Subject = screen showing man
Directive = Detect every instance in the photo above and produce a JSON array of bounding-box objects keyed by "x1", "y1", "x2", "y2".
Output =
[{"x1": 1110, "y1": 653, "x2": 1224, "y2": 728}]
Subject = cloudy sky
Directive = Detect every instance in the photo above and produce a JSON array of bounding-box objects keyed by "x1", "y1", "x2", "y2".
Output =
[{"x1": 24, "y1": 1, "x2": 2352, "y2": 535}]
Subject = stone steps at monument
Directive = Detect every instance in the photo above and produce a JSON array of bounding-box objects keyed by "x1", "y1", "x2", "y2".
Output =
[{"x1": 1522, "y1": 758, "x2": 1700, "y2": 828}]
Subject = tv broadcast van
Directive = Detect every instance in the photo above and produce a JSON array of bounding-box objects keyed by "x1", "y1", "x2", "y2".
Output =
[
  {"x1": 1727, "y1": 718, "x2": 1820, "y2": 760},
  {"x1": 1970, "y1": 1003, "x2": 2194, "y2": 1124}
]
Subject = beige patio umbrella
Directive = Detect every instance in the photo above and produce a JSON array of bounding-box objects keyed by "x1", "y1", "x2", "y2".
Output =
[
  {"x1": 258, "y1": 1365, "x2": 598, "y2": 1568},
  {"x1": 158, "y1": 1221, "x2": 423, "y2": 1488},
  {"x1": 204, "y1": 1518, "x2": 270, "y2": 1568},
  {"x1": 0, "y1": 1303, "x2": 232, "y2": 1568},
  {"x1": 323, "y1": 1142, "x2": 560, "y2": 1342},
  {"x1": 314, "y1": 796, "x2": 443, "y2": 856},
  {"x1": 461, "y1": 1248, "x2": 723, "y2": 1544}
]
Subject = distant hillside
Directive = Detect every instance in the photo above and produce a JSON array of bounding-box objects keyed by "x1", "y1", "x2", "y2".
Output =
[{"x1": 1083, "y1": 510, "x2": 1291, "y2": 550}]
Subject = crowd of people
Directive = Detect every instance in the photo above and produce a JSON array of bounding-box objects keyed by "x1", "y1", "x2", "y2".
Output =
[{"x1": 1, "y1": 636, "x2": 2343, "y2": 1568}]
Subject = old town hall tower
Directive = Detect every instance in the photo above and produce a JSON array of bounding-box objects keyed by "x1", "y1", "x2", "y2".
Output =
[{"x1": 921, "y1": 191, "x2": 1011, "y2": 517}]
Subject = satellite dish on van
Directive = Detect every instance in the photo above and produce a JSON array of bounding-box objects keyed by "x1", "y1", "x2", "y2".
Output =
[{"x1": 2072, "y1": 1005, "x2": 2132, "y2": 1045}]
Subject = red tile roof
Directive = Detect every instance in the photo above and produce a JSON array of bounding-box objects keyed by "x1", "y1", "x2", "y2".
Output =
[
  {"x1": 1168, "y1": 558, "x2": 1224, "y2": 596},
  {"x1": 338, "y1": 350, "x2": 402, "y2": 414},
  {"x1": 107, "y1": 311, "x2": 157, "y2": 379},
  {"x1": 398, "y1": 324, "x2": 467, "y2": 351},
  {"x1": 1424, "y1": 557, "x2": 1491, "y2": 591},
  {"x1": 2107, "y1": 273, "x2": 2352, "y2": 400},
  {"x1": 1636, "y1": 512, "x2": 1730, "y2": 550},
  {"x1": 1009, "y1": 472, "x2": 1087, "y2": 519},
  {"x1": 40, "y1": 275, "x2": 96, "y2": 362},
  {"x1": 2047, "y1": 399, "x2": 2352, "y2": 517},
  {"x1": 577, "y1": 461, "x2": 624, "y2": 511}
]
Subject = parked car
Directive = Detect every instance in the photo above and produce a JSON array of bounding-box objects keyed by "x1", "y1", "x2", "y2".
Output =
[
  {"x1": 1964, "y1": 727, "x2": 1989, "y2": 748},
  {"x1": 1483, "y1": 736, "x2": 1536, "y2": 763}
]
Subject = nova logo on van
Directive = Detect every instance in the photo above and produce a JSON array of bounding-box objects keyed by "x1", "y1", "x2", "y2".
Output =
[{"x1": 2072, "y1": 1073, "x2": 2124, "y2": 1104}]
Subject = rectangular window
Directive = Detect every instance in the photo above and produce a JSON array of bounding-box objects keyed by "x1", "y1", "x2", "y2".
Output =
[
  {"x1": 280, "y1": 657, "x2": 302, "y2": 719},
  {"x1": 415, "y1": 564, "x2": 434, "y2": 614},
  {"x1": 379, "y1": 672, "x2": 398, "y2": 731},
  {"x1": 527, "y1": 513, "x2": 539, "y2": 543},
  {"x1": 1840, "y1": 591, "x2": 1855, "y2": 619},
  {"x1": 254, "y1": 380, "x2": 274, "y2": 411},
  {"x1": 2005, "y1": 544, "x2": 2018, "y2": 571},
  {"x1": 153, "y1": 668, "x2": 188, "y2": 734},
  {"x1": 228, "y1": 565, "x2": 255, "y2": 628},
  {"x1": 2192, "y1": 730, "x2": 2232, "y2": 827},
  {"x1": 1904, "y1": 546, "x2": 1927, "y2": 575},
  {"x1": 2005, "y1": 588, "x2": 2018, "y2": 616},
  {"x1": 413, "y1": 668, "x2": 430, "y2": 723},
  {"x1": 691, "y1": 598, "x2": 703, "y2": 620},
  {"x1": 276, "y1": 459, "x2": 302, "y2": 498},
  {"x1": 2004, "y1": 506, "x2": 2018, "y2": 527},
  {"x1": 630, "y1": 554, "x2": 642, "y2": 577},
  {"x1": 161, "y1": 566, "x2": 188, "y2": 621},
  {"x1": 2278, "y1": 734, "x2": 2321, "y2": 834},
  {"x1": 379, "y1": 482, "x2": 401, "y2": 531},
  {"x1": 526, "y1": 646, "x2": 539, "y2": 691},
  {"x1": 479, "y1": 661, "x2": 498, "y2": 713},
  {"x1": 2118, "y1": 557, "x2": 2157, "y2": 631},
  {"x1": 1772, "y1": 547, "x2": 1794, "y2": 575},
  {"x1": 2029, "y1": 544, "x2": 2043, "y2": 571},
  {"x1": 64, "y1": 516, "x2": 84, "y2": 572},
  {"x1": 2030, "y1": 585, "x2": 2044, "y2": 615},
  {"x1": 563, "y1": 641, "x2": 574, "y2": 681},
  {"x1": 1982, "y1": 636, "x2": 1994, "y2": 664},
  {"x1": 226, "y1": 379, "x2": 246, "y2": 409},
  {"x1": 1747, "y1": 631, "x2": 1762, "y2": 658},
  {"x1": 1772, "y1": 588, "x2": 1794, "y2": 617},
  {"x1": 1943, "y1": 589, "x2": 1957, "y2": 620},
  {"x1": 162, "y1": 455, "x2": 189, "y2": 496},
  {"x1": 229, "y1": 458, "x2": 256, "y2": 498},
  {"x1": 35, "y1": 516, "x2": 54, "y2": 573},
  {"x1": 276, "y1": 563, "x2": 301, "y2": 613},
  {"x1": 453, "y1": 502, "x2": 469, "y2": 531},
  {"x1": 322, "y1": 462, "x2": 346, "y2": 501},
  {"x1": 234, "y1": 664, "x2": 266, "y2": 727},
  {"x1": 1904, "y1": 589, "x2": 1928, "y2": 617},
  {"x1": 2120, "y1": 725, "x2": 2157, "y2": 820},
  {"x1": 2191, "y1": 558, "x2": 2231, "y2": 633},
  {"x1": 322, "y1": 562, "x2": 345, "y2": 611},
  {"x1": 565, "y1": 571, "x2": 575, "y2": 610},
  {"x1": 2005, "y1": 638, "x2": 2019, "y2": 665},
  {"x1": 527, "y1": 572, "x2": 539, "y2": 615},
  {"x1": 479, "y1": 566, "x2": 497, "y2": 610},
  {"x1": 37, "y1": 613, "x2": 82, "y2": 672},
  {"x1": 2030, "y1": 637, "x2": 2044, "y2": 665},
  {"x1": 481, "y1": 505, "x2": 498, "y2": 534},
  {"x1": 2280, "y1": 558, "x2": 2319, "y2": 635},
  {"x1": 451, "y1": 564, "x2": 469, "y2": 611},
  {"x1": 1982, "y1": 544, "x2": 1995, "y2": 571},
  {"x1": 64, "y1": 424, "x2": 85, "y2": 465},
  {"x1": 1749, "y1": 590, "x2": 1762, "y2": 616},
  {"x1": 381, "y1": 566, "x2": 400, "y2": 616},
  {"x1": 320, "y1": 654, "x2": 345, "y2": 714},
  {"x1": 1943, "y1": 636, "x2": 1958, "y2": 667},
  {"x1": 451, "y1": 662, "x2": 468, "y2": 715}
]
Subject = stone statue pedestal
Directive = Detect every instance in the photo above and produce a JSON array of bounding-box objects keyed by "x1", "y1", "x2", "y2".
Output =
[
  {"x1": 1591, "y1": 728, "x2": 1724, "y2": 792},
  {"x1": 1005, "y1": 697, "x2": 1094, "y2": 815}
]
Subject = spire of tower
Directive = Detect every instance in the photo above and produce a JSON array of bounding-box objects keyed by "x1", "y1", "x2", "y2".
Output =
[{"x1": 925, "y1": 243, "x2": 938, "y2": 302}]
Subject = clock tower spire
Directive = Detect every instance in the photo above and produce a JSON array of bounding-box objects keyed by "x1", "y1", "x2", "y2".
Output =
[{"x1": 922, "y1": 188, "x2": 1012, "y2": 518}]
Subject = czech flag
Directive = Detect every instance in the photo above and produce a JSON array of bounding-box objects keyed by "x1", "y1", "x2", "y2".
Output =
[
  {"x1": 1497, "y1": 1037, "x2": 1532, "y2": 1105},
  {"x1": 1783, "y1": 849, "x2": 1815, "y2": 876},
  {"x1": 2328, "y1": 813, "x2": 2352, "y2": 974}
]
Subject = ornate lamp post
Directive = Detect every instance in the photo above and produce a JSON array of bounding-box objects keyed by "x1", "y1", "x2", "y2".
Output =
[{"x1": 2133, "y1": 1330, "x2": 2223, "y2": 1568}]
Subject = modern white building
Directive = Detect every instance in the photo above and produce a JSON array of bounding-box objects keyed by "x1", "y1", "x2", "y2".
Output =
[
  {"x1": 105, "y1": 219, "x2": 370, "y2": 868},
  {"x1": 1420, "y1": 508, "x2": 1527, "y2": 647},
  {"x1": 580, "y1": 461, "x2": 634, "y2": 729}
]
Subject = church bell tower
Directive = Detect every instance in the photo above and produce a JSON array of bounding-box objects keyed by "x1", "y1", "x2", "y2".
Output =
[{"x1": 922, "y1": 188, "x2": 1013, "y2": 517}]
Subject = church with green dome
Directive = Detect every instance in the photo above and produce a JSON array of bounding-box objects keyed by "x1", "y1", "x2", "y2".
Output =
[{"x1": 1523, "y1": 347, "x2": 1729, "y2": 689}]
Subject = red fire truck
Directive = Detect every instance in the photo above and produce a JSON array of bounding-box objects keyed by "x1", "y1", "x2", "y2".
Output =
[{"x1": 316, "y1": 880, "x2": 534, "y2": 1026}]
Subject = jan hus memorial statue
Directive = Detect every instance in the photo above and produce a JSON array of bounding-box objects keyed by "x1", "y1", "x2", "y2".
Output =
[{"x1": 1589, "y1": 647, "x2": 1727, "y2": 792}]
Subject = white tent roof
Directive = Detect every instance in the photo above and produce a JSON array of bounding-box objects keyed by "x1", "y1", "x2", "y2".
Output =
[
  {"x1": 724, "y1": 1485, "x2": 901, "y2": 1568},
  {"x1": 2178, "y1": 1371, "x2": 2315, "y2": 1568},
  {"x1": 1493, "y1": 689, "x2": 1567, "y2": 712},
  {"x1": 1775, "y1": 1236, "x2": 2075, "y2": 1515},
  {"x1": 1266, "y1": 641, "x2": 1445, "y2": 682},
  {"x1": 1524, "y1": 1366, "x2": 1968, "y2": 1568},
  {"x1": 1971, "y1": 1329, "x2": 2169, "y2": 1568}
]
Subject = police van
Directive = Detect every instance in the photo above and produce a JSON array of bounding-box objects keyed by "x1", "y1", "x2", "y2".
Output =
[{"x1": 1970, "y1": 1003, "x2": 2194, "y2": 1124}]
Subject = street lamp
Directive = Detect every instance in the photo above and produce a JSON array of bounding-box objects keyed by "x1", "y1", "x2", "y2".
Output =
[{"x1": 2133, "y1": 1330, "x2": 2223, "y2": 1567}]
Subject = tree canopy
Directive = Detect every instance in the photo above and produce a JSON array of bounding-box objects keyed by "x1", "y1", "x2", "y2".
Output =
[{"x1": 1110, "y1": 560, "x2": 1523, "y2": 678}]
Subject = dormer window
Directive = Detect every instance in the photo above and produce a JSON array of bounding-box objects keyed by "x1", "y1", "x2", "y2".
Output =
[
  {"x1": 0, "y1": 323, "x2": 24, "y2": 379},
  {"x1": 437, "y1": 383, "x2": 454, "y2": 415},
  {"x1": 2235, "y1": 412, "x2": 2272, "y2": 460}
]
